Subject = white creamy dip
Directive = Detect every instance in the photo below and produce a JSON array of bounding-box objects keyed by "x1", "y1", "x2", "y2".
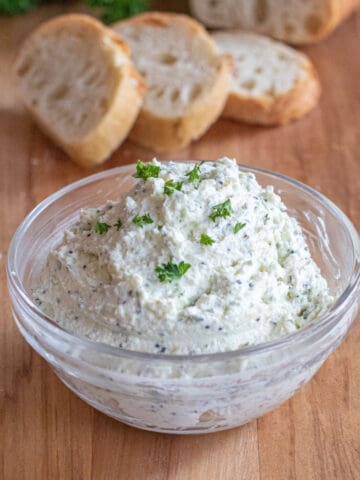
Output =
[{"x1": 33, "y1": 158, "x2": 333, "y2": 355}]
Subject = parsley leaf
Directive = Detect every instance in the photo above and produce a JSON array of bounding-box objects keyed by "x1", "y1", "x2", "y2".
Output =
[
  {"x1": 0, "y1": 0, "x2": 39, "y2": 15},
  {"x1": 185, "y1": 161, "x2": 205, "y2": 183},
  {"x1": 114, "y1": 219, "x2": 123, "y2": 230},
  {"x1": 200, "y1": 233, "x2": 215, "y2": 246},
  {"x1": 133, "y1": 160, "x2": 160, "y2": 181},
  {"x1": 164, "y1": 180, "x2": 183, "y2": 196},
  {"x1": 209, "y1": 199, "x2": 233, "y2": 222},
  {"x1": 132, "y1": 214, "x2": 154, "y2": 227},
  {"x1": 155, "y1": 259, "x2": 191, "y2": 283},
  {"x1": 233, "y1": 222, "x2": 246, "y2": 234},
  {"x1": 95, "y1": 221, "x2": 111, "y2": 234},
  {"x1": 84, "y1": 0, "x2": 148, "y2": 24}
]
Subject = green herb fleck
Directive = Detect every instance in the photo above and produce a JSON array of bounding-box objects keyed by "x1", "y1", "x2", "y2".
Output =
[
  {"x1": 200, "y1": 233, "x2": 215, "y2": 246},
  {"x1": 234, "y1": 222, "x2": 246, "y2": 234},
  {"x1": 295, "y1": 321, "x2": 301, "y2": 330},
  {"x1": 264, "y1": 213, "x2": 270, "y2": 224},
  {"x1": 0, "y1": 0, "x2": 148, "y2": 21},
  {"x1": 132, "y1": 214, "x2": 154, "y2": 227},
  {"x1": 133, "y1": 160, "x2": 160, "y2": 181},
  {"x1": 114, "y1": 219, "x2": 123, "y2": 230},
  {"x1": 164, "y1": 180, "x2": 183, "y2": 196},
  {"x1": 155, "y1": 259, "x2": 191, "y2": 283},
  {"x1": 209, "y1": 199, "x2": 233, "y2": 222},
  {"x1": 95, "y1": 221, "x2": 111, "y2": 234},
  {"x1": 0, "y1": 0, "x2": 39, "y2": 15},
  {"x1": 84, "y1": 0, "x2": 148, "y2": 24},
  {"x1": 185, "y1": 161, "x2": 205, "y2": 183}
]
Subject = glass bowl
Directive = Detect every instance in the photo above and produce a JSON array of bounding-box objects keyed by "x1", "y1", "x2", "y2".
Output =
[{"x1": 7, "y1": 162, "x2": 360, "y2": 434}]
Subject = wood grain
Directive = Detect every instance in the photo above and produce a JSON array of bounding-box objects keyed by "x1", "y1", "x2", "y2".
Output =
[{"x1": 0, "y1": 3, "x2": 359, "y2": 480}]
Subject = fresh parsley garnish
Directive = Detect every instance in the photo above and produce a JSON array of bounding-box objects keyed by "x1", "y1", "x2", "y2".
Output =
[
  {"x1": 185, "y1": 161, "x2": 205, "y2": 183},
  {"x1": 0, "y1": 0, "x2": 39, "y2": 15},
  {"x1": 209, "y1": 199, "x2": 233, "y2": 222},
  {"x1": 234, "y1": 222, "x2": 246, "y2": 234},
  {"x1": 132, "y1": 214, "x2": 154, "y2": 227},
  {"x1": 114, "y1": 219, "x2": 123, "y2": 230},
  {"x1": 1, "y1": 0, "x2": 148, "y2": 22},
  {"x1": 133, "y1": 160, "x2": 160, "y2": 181},
  {"x1": 95, "y1": 221, "x2": 111, "y2": 234},
  {"x1": 164, "y1": 180, "x2": 183, "y2": 196},
  {"x1": 200, "y1": 233, "x2": 215, "y2": 246},
  {"x1": 155, "y1": 259, "x2": 191, "y2": 283},
  {"x1": 84, "y1": 0, "x2": 148, "y2": 24}
]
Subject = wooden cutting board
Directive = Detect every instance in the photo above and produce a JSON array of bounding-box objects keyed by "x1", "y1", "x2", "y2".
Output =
[{"x1": 0, "y1": 3, "x2": 359, "y2": 479}]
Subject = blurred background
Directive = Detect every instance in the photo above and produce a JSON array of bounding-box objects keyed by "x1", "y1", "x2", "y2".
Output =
[{"x1": 1, "y1": 2, "x2": 360, "y2": 480}]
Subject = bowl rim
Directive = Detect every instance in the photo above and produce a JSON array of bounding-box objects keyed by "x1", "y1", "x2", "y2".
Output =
[{"x1": 7, "y1": 160, "x2": 360, "y2": 363}]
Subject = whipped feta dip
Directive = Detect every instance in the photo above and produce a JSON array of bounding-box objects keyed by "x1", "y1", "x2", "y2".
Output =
[{"x1": 32, "y1": 158, "x2": 333, "y2": 355}]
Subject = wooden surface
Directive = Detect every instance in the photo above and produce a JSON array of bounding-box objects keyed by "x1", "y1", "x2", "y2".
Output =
[{"x1": 1, "y1": 3, "x2": 359, "y2": 480}]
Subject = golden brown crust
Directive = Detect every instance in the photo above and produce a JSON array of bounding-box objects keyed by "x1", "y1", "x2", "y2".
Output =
[
  {"x1": 113, "y1": 12, "x2": 232, "y2": 152},
  {"x1": 65, "y1": 63, "x2": 146, "y2": 167},
  {"x1": 283, "y1": 0, "x2": 360, "y2": 45},
  {"x1": 15, "y1": 14, "x2": 146, "y2": 167},
  {"x1": 114, "y1": 11, "x2": 209, "y2": 36},
  {"x1": 129, "y1": 55, "x2": 230, "y2": 151},
  {"x1": 222, "y1": 61, "x2": 321, "y2": 126}
]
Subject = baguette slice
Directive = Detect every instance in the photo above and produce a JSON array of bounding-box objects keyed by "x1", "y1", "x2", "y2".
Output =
[
  {"x1": 213, "y1": 31, "x2": 321, "y2": 126},
  {"x1": 191, "y1": 0, "x2": 360, "y2": 45},
  {"x1": 15, "y1": 14, "x2": 146, "y2": 167},
  {"x1": 112, "y1": 12, "x2": 232, "y2": 152}
]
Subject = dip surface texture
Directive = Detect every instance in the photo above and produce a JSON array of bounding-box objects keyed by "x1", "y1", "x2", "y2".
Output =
[{"x1": 33, "y1": 159, "x2": 333, "y2": 354}]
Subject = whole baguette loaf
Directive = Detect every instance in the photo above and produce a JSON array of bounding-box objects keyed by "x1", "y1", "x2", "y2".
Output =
[
  {"x1": 15, "y1": 14, "x2": 146, "y2": 167},
  {"x1": 213, "y1": 31, "x2": 321, "y2": 125},
  {"x1": 112, "y1": 12, "x2": 232, "y2": 152},
  {"x1": 190, "y1": 0, "x2": 360, "y2": 45}
]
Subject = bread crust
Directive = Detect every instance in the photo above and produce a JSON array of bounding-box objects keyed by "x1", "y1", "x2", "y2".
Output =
[
  {"x1": 223, "y1": 62, "x2": 321, "y2": 126},
  {"x1": 319, "y1": 0, "x2": 360, "y2": 42},
  {"x1": 15, "y1": 14, "x2": 146, "y2": 167},
  {"x1": 190, "y1": 0, "x2": 360, "y2": 45},
  {"x1": 288, "y1": 0, "x2": 360, "y2": 44},
  {"x1": 113, "y1": 12, "x2": 232, "y2": 152},
  {"x1": 213, "y1": 31, "x2": 321, "y2": 126}
]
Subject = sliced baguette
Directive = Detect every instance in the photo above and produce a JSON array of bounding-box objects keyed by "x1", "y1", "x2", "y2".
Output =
[
  {"x1": 213, "y1": 31, "x2": 321, "y2": 126},
  {"x1": 191, "y1": 0, "x2": 360, "y2": 45},
  {"x1": 112, "y1": 12, "x2": 232, "y2": 152},
  {"x1": 15, "y1": 14, "x2": 146, "y2": 167}
]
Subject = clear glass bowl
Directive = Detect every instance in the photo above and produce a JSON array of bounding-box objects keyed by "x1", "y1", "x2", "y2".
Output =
[{"x1": 7, "y1": 162, "x2": 360, "y2": 434}]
